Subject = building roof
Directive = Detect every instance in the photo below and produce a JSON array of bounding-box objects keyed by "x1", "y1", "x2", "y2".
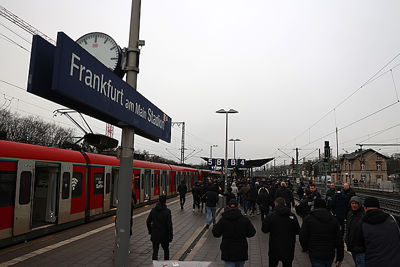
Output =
[{"x1": 342, "y1": 148, "x2": 389, "y2": 161}]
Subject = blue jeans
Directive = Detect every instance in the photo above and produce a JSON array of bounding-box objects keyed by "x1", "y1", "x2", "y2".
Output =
[
  {"x1": 309, "y1": 257, "x2": 333, "y2": 267},
  {"x1": 243, "y1": 200, "x2": 250, "y2": 214},
  {"x1": 352, "y1": 253, "x2": 365, "y2": 267},
  {"x1": 206, "y1": 206, "x2": 216, "y2": 226},
  {"x1": 225, "y1": 261, "x2": 245, "y2": 267}
]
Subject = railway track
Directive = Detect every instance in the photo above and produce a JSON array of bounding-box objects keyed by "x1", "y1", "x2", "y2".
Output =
[{"x1": 300, "y1": 183, "x2": 400, "y2": 215}]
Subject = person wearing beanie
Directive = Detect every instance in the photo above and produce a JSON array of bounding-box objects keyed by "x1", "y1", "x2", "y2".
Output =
[
  {"x1": 146, "y1": 195, "x2": 173, "y2": 260},
  {"x1": 300, "y1": 198, "x2": 344, "y2": 267},
  {"x1": 212, "y1": 198, "x2": 256, "y2": 267},
  {"x1": 262, "y1": 197, "x2": 300, "y2": 267},
  {"x1": 362, "y1": 197, "x2": 400, "y2": 267},
  {"x1": 345, "y1": 196, "x2": 365, "y2": 267}
]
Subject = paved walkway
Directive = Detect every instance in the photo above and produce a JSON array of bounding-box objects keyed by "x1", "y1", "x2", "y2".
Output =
[{"x1": 0, "y1": 195, "x2": 354, "y2": 266}]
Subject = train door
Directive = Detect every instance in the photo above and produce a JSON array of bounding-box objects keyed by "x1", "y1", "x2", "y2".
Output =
[
  {"x1": 153, "y1": 170, "x2": 160, "y2": 197},
  {"x1": 58, "y1": 163, "x2": 72, "y2": 224},
  {"x1": 161, "y1": 170, "x2": 168, "y2": 195},
  {"x1": 103, "y1": 166, "x2": 112, "y2": 212},
  {"x1": 143, "y1": 169, "x2": 151, "y2": 201},
  {"x1": 90, "y1": 167, "x2": 105, "y2": 216},
  {"x1": 133, "y1": 169, "x2": 140, "y2": 202},
  {"x1": 31, "y1": 163, "x2": 58, "y2": 228},
  {"x1": 13, "y1": 160, "x2": 34, "y2": 236},
  {"x1": 169, "y1": 171, "x2": 175, "y2": 193}
]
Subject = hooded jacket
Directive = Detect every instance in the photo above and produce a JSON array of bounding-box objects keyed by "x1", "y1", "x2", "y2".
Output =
[
  {"x1": 299, "y1": 208, "x2": 344, "y2": 262},
  {"x1": 262, "y1": 205, "x2": 300, "y2": 261},
  {"x1": 205, "y1": 184, "x2": 219, "y2": 207},
  {"x1": 212, "y1": 208, "x2": 256, "y2": 261},
  {"x1": 362, "y1": 209, "x2": 400, "y2": 267},
  {"x1": 345, "y1": 204, "x2": 365, "y2": 254},
  {"x1": 146, "y1": 203, "x2": 173, "y2": 243}
]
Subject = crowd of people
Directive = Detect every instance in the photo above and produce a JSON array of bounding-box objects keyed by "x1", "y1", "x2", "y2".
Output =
[{"x1": 143, "y1": 177, "x2": 400, "y2": 267}]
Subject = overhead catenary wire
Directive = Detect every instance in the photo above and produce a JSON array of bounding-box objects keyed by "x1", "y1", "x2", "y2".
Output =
[
  {"x1": 390, "y1": 69, "x2": 400, "y2": 102},
  {"x1": 0, "y1": 32, "x2": 29, "y2": 52},
  {"x1": 278, "y1": 51, "x2": 400, "y2": 151},
  {"x1": 300, "y1": 100, "x2": 400, "y2": 149},
  {"x1": 0, "y1": 21, "x2": 31, "y2": 44}
]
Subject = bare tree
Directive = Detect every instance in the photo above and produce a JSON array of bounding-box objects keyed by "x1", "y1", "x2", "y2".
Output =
[{"x1": 0, "y1": 110, "x2": 74, "y2": 147}]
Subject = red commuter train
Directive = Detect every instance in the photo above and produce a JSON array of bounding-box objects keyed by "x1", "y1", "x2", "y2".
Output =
[{"x1": 0, "y1": 140, "x2": 221, "y2": 248}]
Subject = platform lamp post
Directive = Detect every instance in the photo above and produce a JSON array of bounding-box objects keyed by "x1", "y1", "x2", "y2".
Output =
[
  {"x1": 229, "y1": 138, "x2": 241, "y2": 160},
  {"x1": 216, "y1": 109, "x2": 238, "y2": 193},
  {"x1": 210, "y1": 144, "x2": 218, "y2": 158}
]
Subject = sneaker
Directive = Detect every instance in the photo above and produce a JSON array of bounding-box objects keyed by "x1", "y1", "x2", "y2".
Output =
[
  {"x1": 205, "y1": 224, "x2": 209, "y2": 229},
  {"x1": 193, "y1": 209, "x2": 195, "y2": 212}
]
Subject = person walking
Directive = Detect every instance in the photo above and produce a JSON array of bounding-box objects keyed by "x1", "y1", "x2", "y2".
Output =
[
  {"x1": 331, "y1": 188, "x2": 347, "y2": 234},
  {"x1": 247, "y1": 183, "x2": 258, "y2": 216},
  {"x1": 146, "y1": 195, "x2": 173, "y2": 260},
  {"x1": 262, "y1": 197, "x2": 300, "y2": 267},
  {"x1": 192, "y1": 181, "x2": 201, "y2": 212},
  {"x1": 325, "y1": 183, "x2": 336, "y2": 212},
  {"x1": 343, "y1": 183, "x2": 355, "y2": 214},
  {"x1": 300, "y1": 199, "x2": 344, "y2": 267},
  {"x1": 212, "y1": 199, "x2": 256, "y2": 267},
  {"x1": 177, "y1": 180, "x2": 187, "y2": 210},
  {"x1": 239, "y1": 183, "x2": 250, "y2": 215},
  {"x1": 205, "y1": 183, "x2": 219, "y2": 228},
  {"x1": 257, "y1": 184, "x2": 272, "y2": 222},
  {"x1": 361, "y1": 197, "x2": 400, "y2": 267},
  {"x1": 274, "y1": 181, "x2": 295, "y2": 209},
  {"x1": 345, "y1": 196, "x2": 365, "y2": 267}
]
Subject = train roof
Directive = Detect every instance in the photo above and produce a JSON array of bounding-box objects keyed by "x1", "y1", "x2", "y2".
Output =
[
  {"x1": 0, "y1": 140, "x2": 200, "y2": 171},
  {"x1": 0, "y1": 140, "x2": 86, "y2": 164},
  {"x1": 85, "y1": 153, "x2": 173, "y2": 170}
]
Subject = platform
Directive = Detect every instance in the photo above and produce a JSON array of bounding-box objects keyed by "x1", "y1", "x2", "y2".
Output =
[{"x1": 0, "y1": 195, "x2": 354, "y2": 266}]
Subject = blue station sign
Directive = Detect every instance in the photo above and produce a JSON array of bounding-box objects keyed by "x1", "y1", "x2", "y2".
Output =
[
  {"x1": 27, "y1": 32, "x2": 171, "y2": 143},
  {"x1": 206, "y1": 158, "x2": 246, "y2": 168}
]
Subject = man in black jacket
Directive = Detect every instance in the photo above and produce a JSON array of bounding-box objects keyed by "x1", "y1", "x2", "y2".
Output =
[
  {"x1": 345, "y1": 196, "x2": 365, "y2": 267},
  {"x1": 274, "y1": 181, "x2": 295, "y2": 208},
  {"x1": 146, "y1": 195, "x2": 173, "y2": 260},
  {"x1": 177, "y1": 180, "x2": 187, "y2": 210},
  {"x1": 262, "y1": 197, "x2": 300, "y2": 267},
  {"x1": 361, "y1": 197, "x2": 400, "y2": 267},
  {"x1": 212, "y1": 199, "x2": 256, "y2": 267},
  {"x1": 300, "y1": 199, "x2": 344, "y2": 267},
  {"x1": 343, "y1": 183, "x2": 355, "y2": 214},
  {"x1": 205, "y1": 183, "x2": 219, "y2": 228}
]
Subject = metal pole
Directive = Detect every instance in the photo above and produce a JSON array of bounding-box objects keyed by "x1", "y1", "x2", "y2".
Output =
[
  {"x1": 336, "y1": 127, "x2": 339, "y2": 183},
  {"x1": 114, "y1": 1, "x2": 140, "y2": 266},
  {"x1": 233, "y1": 140, "x2": 236, "y2": 160},
  {"x1": 224, "y1": 113, "x2": 228, "y2": 193}
]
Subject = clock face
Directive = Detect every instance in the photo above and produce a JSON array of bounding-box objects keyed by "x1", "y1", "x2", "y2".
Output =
[{"x1": 76, "y1": 32, "x2": 121, "y2": 71}]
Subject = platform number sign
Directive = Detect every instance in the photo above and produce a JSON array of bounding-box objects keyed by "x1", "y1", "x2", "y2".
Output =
[
  {"x1": 207, "y1": 158, "x2": 246, "y2": 168},
  {"x1": 228, "y1": 159, "x2": 246, "y2": 168}
]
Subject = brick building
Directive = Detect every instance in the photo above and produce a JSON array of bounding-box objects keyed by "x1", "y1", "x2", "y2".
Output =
[{"x1": 332, "y1": 149, "x2": 389, "y2": 185}]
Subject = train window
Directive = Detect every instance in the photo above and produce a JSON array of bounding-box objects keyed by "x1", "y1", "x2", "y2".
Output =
[
  {"x1": 106, "y1": 173, "x2": 111, "y2": 194},
  {"x1": 94, "y1": 173, "x2": 104, "y2": 195},
  {"x1": 135, "y1": 174, "x2": 140, "y2": 190},
  {"x1": 151, "y1": 174, "x2": 154, "y2": 187},
  {"x1": 72, "y1": 172, "x2": 83, "y2": 198},
  {"x1": 19, "y1": 171, "x2": 31, "y2": 205},
  {"x1": 134, "y1": 174, "x2": 140, "y2": 190},
  {"x1": 0, "y1": 171, "x2": 16, "y2": 207},
  {"x1": 62, "y1": 172, "x2": 70, "y2": 199}
]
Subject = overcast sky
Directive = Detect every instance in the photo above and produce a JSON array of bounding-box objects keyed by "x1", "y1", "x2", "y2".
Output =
[{"x1": 1, "y1": 0, "x2": 400, "y2": 166}]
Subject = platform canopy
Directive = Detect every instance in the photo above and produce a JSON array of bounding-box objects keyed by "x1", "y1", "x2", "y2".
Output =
[{"x1": 243, "y1": 158, "x2": 274, "y2": 168}]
